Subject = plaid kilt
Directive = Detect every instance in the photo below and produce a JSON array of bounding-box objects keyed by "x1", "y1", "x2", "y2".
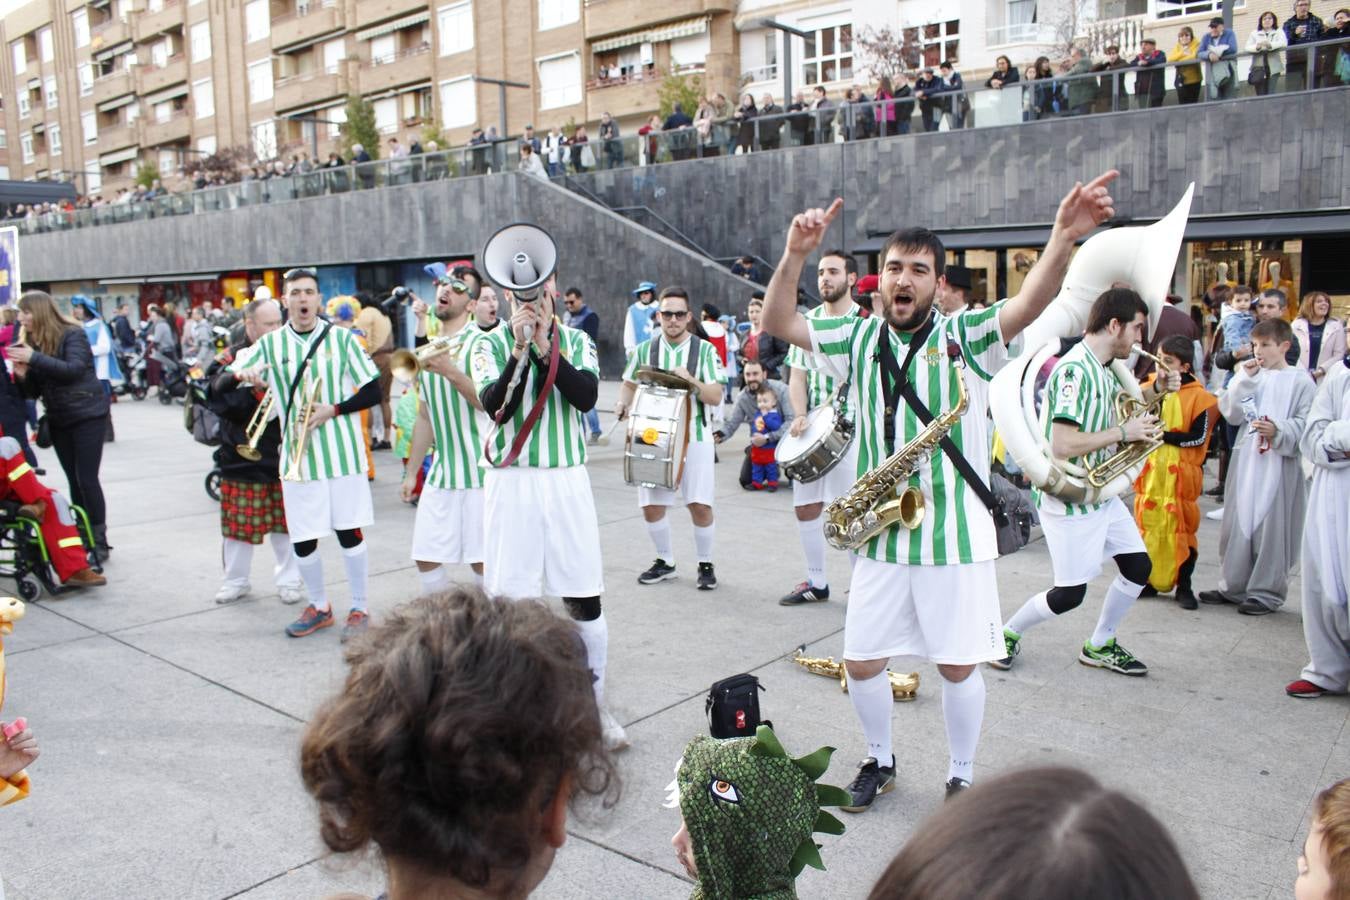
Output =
[{"x1": 220, "y1": 478, "x2": 288, "y2": 544}]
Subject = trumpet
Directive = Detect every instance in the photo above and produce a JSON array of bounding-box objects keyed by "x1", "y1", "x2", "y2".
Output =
[
  {"x1": 282, "y1": 374, "x2": 323, "y2": 482},
  {"x1": 390, "y1": 335, "x2": 459, "y2": 382},
  {"x1": 236, "y1": 390, "x2": 275, "y2": 462},
  {"x1": 1085, "y1": 344, "x2": 1173, "y2": 489},
  {"x1": 792, "y1": 646, "x2": 919, "y2": 701}
]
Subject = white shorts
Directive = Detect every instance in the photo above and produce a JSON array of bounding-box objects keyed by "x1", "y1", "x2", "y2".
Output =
[
  {"x1": 281, "y1": 473, "x2": 374, "y2": 544},
  {"x1": 791, "y1": 439, "x2": 860, "y2": 508},
  {"x1": 845, "y1": 557, "x2": 1003, "y2": 665},
  {"x1": 638, "y1": 439, "x2": 716, "y2": 508},
  {"x1": 410, "y1": 486, "x2": 485, "y2": 565},
  {"x1": 1040, "y1": 497, "x2": 1146, "y2": 586},
  {"x1": 484, "y1": 465, "x2": 604, "y2": 599}
]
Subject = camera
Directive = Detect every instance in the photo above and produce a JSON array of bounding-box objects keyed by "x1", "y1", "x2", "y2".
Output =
[
  {"x1": 382, "y1": 285, "x2": 411, "y2": 315},
  {"x1": 391, "y1": 286, "x2": 410, "y2": 300}
]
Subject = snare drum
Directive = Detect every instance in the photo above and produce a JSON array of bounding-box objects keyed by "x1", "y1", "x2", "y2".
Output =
[
  {"x1": 776, "y1": 404, "x2": 854, "y2": 483},
  {"x1": 624, "y1": 381, "x2": 692, "y2": 490}
]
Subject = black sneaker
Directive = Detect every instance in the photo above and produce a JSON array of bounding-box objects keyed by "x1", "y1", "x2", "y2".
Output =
[
  {"x1": 1138, "y1": 584, "x2": 1159, "y2": 598},
  {"x1": 944, "y1": 777, "x2": 971, "y2": 801},
  {"x1": 1238, "y1": 598, "x2": 1274, "y2": 616},
  {"x1": 638, "y1": 559, "x2": 676, "y2": 585},
  {"x1": 1177, "y1": 589, "x2": 1198, "y2": 610},
  {"x1": 1079, "y1": 638, "x2": 1148, "y2": 676},
  {"x1": 779, "y1": 582, "x2": 830, "y2": 606},
  {"x1": 1198, "y1": 590, "x2": 1234, "y2": 605},
  {"x1": 987, "y1": 629, "x2": 1020, "y2": 671},
  {"x1": 697, "y1": 562, "x2": 717, "y2": 591},
  {"x1": 840, "y1": 757, "x2": 895, "y2": 813}
]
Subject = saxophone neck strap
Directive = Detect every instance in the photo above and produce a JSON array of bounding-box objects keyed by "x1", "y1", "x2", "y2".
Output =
[{"x1": 875, "y1": 318, "x2": 1007, "y2": 527}]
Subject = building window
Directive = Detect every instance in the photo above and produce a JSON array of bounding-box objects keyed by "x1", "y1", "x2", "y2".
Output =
[
  {"x1": 21, "y1": 133, "x2": 34, "y2": 164},
  {"x1": 369, "y1": 34, "x2": 396, "y2": 64},
  {"x1": 251, "y1": 119, "x2": 277, "y2": 159},
  {"x1": 437, "y1": 2, "x2": 473, "y2": 56},
  {"x1": 197, "y1": 134, "x2": 216, "y2": 156},
  {"x1": 151, "y1": 39, "x2": 170, "y2": 67},
  {"x1": 323, "y1": 104, "x2": 345, "y2": 139},
  {"x1": 153, "y1": 100, "x2": 173, "y2": 123},
  {"x1": 537, "y1": 0, "x2": 579, "y2": 31},
  {"x1": 17, "y1": 94, "x2": 30, "y2": 119},
  {"x1": 72, "y1": 9, "x2": 90, "y2": 48},
  {"x1": 193, "y1": 79, "x2": 214, "y2": 118},
  {"x1": 79, "y1": 63, "x2": 94, "y2": 96},
  {"x1": 49, "y1": 124, "x2": 61, "y2": 155},
  {"x1": 44, "y1": 76, "x2": 58, "y2": 110},
  {"x1": 245, "y1": 0, "x2": 270, "y2": 43},
  {"x1": 373, "y1": 97, "x2": 398, "y2": 133},
  {"x1": 248, "y1": 59, "x2": 273, "y2": 104},
  {"x1": 908, "y1": 20, "x2": 960, "y2": 68},
  {"x1": 82, "y1": 111, "x2": 97, "y2": 145},
  {"x1": 191, "y1": 22, "x2": 211, "y2": 62},
  {"x1": 38, "y1": 27, "x2": 53, "y2": 63},
  {"x1": 438, "y1": 75, "x2": 475, "y2": 127},
  {"x1": 0, "y1": 130, "x2": 6, "y2": 148},
  {"x1": 1153, "y1": 0, "x2": 1241, "y2": 19},
  {"x1": 84, "y1": 168, "x2": 100, "y2": 195},
  {"x1": 537, "y1": 52, "x2": 581, "y2": 109},
  {"x1": 11, "y1": 41, "x2": 25, "y2": 75},
  {"x1": 0, "y1": 166, "x2": 11, "y2": 180},
  {"x1": 802, "y1": 24, "x2": 853, "y2": 85},
  {"x1": 322, "y1": 37, "x2": 344, "y2": 73},
  {"x1": 670, "y1": 33, "x2": 710, "y2": 71},
  {"x1": 158, "y1": 149, "x2": 175, "y2": 175}
]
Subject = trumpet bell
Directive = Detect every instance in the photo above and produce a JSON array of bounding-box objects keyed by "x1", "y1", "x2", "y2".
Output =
[{"x1": 391, "y1": 348, "x2": 419, "y2": 383}]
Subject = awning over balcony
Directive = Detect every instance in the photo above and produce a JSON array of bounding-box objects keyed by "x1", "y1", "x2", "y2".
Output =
[
  {"x1": 354, "y1": 11, "x2": 429, "y2": 42},
  {"x1": 93, "y1": 40, "x2": 133, "y2": 62},
  {"x1": 364, "y1": 79, "x2": 431, "y2": 101},
  {"x1": 275, "y1": 27, "x2": 346, "y2": 54},
  {"x1": 592, "y1": 15, "x2": 708, "y2": 53},
  {"x1": 97, "y1": 93, "x2": 138, "y2": 113},
  {"x1": 99, "y1": 147, "x2": 140, "y2": 166},
  {"x1": 143, "y1": 84, "x2": 190, "y2": 106}
]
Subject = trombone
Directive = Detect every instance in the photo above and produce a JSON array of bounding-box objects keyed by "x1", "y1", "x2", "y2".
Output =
[
  {"x1": 282, "y1": 374, "x2": 323, "y2": 482},
  {"x1": 236, "y1": 390, "x2": 275, "y2": 462}
]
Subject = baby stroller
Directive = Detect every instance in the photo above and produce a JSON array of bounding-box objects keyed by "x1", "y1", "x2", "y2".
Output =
[{"x1": 0, "y1": 499, "x2": 102, "y2": 599}]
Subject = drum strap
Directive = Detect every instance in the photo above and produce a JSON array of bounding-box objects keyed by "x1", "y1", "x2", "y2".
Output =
[
  {"x1": 876, "y1": 316, "x2": 1008, "y2": 527},
  {"x1": 489, "y1": 327, "x2": 562, "y2": 468}
]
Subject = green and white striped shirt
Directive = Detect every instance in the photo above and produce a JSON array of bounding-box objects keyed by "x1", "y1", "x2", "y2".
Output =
[
  {"x1": 787, "y1": 304, "x2": 859, "y2": 414},
  {"x1": 471, "y1": 320, "x2": 597, "y2": 469},
  {"x1": 418, "y1": 325, "x2": 489, "y2": 490},
  {"x1": 230, "y1": 323, "x2": 379, "y2": 482},
  {"x1": 621, "y1": 333, "x2": 726, "y2": 443},
  {"x1": 806, "y1": 303, "x2": 1014, "y2": 566},
  {"x1": 1034, "y1": 341, "x2": 1122, "y2": 516}
]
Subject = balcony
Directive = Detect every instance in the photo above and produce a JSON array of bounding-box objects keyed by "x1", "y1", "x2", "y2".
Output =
[
  {"x1": 272, "y1": 1, "x2": 344, "y2": 51},
  {"x1": 92, "y1": 69, "x2": 136, "y2": 106},
  {"x1": 97, "y1": 122, "x2": 139, "y2": 151},
  {"x1": 274, "y1": 68, "x2": 348, "y2": 112},
  {"x1": 89, "y1": 15, "x2": 132, "y2": 49},
  {"x1": 583, "y1": 0, "x2": 728, "y2": 40},
  {"x1": 132, "y1": 0, "x2": 183, "y2": 43},
  {"x1": 137, "y1": 55, "x2": 187, "y2": 95},
  {"x1": 140, "y1": 109, "x2": 191, "y2": 146},
  {"x1": 352, "y1": 0, "x2": 426, "y2": 32},
  {"x1": 584, "y1": 69, "x2": 663, "y2": 119},
  {"x1": 985, "y1": 23, "x2": 1059, "y2": 47},
  {"x1": 358, "y1": 44, "x2": 431, "y2": 93}
]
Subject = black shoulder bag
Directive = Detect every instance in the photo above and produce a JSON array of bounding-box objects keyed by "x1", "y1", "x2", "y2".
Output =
[
  {"x1": 875, "y1": 316, "x2": 1009, "y2": 528},
  {"x1": 706, "y1": 673, "x2": 769, "y2": 739}
]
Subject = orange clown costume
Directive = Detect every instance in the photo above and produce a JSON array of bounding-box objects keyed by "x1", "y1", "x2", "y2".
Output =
[{"x1": 1132, "y1": 375, "x2": 1218, "y2": 592}]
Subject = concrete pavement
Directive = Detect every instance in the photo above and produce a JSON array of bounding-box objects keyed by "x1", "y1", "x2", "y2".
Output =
[{"x1": 0, "y1": 383, "x2": 1338, "y2": 899}]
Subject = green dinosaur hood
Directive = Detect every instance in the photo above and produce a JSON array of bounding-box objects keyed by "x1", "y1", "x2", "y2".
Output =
[{"x1": 675, "y1": 725, "x2": 850, "y2": 900}]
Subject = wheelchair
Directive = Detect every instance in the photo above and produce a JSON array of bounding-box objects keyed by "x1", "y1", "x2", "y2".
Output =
[{"x1": 0, "y1": 500, "x2": 103, "y2": 600}]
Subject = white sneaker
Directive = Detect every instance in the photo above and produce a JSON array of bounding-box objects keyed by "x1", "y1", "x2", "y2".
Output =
[
  {"x1": 1205, "y1": 507, "x2": 1225, "y2": 521},
  {"x1": 600, "y1": 709, "x2": 630, "y2": 752},
  {"x1": 214, "y1": 582, "x2": 250, "y2": 604},
  {"x1": 277, "y1": 583, "x2": 307, "y2": 605}
]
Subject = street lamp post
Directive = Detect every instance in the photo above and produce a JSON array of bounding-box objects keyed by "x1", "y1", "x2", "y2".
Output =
[
  {"x1": 758, "y1": 18, "x2": 811, "y2": 107},
  {"x1": 472, "y1": 75, "x2": 531, "y2": 140}
]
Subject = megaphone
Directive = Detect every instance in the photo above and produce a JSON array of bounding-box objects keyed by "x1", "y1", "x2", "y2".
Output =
[{"x1": 481, "y1": 222, "x2": 557, "y2": 302}]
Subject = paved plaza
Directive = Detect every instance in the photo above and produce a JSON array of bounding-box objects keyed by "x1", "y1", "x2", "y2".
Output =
[{"x1": 0, "y1": 383, "x2": 1340, "y2": 900}]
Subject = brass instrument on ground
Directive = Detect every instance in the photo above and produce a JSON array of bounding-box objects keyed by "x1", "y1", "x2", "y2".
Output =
[
  {"x1": 792, "y1": 646, "x2": 919, "y2": 701},
  {"x1": 282, "y1": 374, "x2": 323, "y2": 482},
  {"x1": 1085, "y1": 344, "x2": 1173, "y2": 489},
  {"x1": 823, "y1": 359, "x2": 970, "y2": 551},
  {"x1": 236, "y1": 390, "x2": 275, "y2": 462},
  {"x1": 390, "y1": 335, "x2": 459, "y2": 382}
]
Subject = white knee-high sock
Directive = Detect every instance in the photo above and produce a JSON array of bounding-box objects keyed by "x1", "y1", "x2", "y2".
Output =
[
  {"x1": 693, "y1": 523, "x2": 715, "y2": 564},
  {"x1": 1090, "y1": 576, "x2": 1144, "y2": 648},
  {"x1": 221, "y1": 538, "x2": 252, "y2": 587},
  {"x1": 295, "y1": 552, "x2": 328, "y2": 611},
  {"x1": 342, "y1": 543, "x2": 369, "y2": 612},
  {"x1": 941, "y1": 671, "x2": 986, "y2": 783},
  {"x1": 472, "y1": 569, "x2": 484, "y2": 587},
  {"x1": 269, "y1": 533, "x2": 299, "y2": 588},
  {"x1": 798, "y1": 517, "x2": 828, "y2": 588},
  {"x1": 575, "y1": 614, "x2": 608, "y2": 706},
  {"x1": 647, "y1": 519, "x2": 674, "y2": 564},
  {"x1": 848, "y1": 670, "x2": 894, "y2": 766},
  {"x1": 1005, "y1": 590, "x2": 1055, "y2": 637},
  {"x1": 417, "y1": 566, "x2": 450, "y2": 596}
]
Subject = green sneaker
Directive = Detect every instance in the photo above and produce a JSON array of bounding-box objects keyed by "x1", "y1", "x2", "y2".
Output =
[
  {"x1": 987, "y1": 629, "x2": 1021, "y2": 671},
  {"x1": 1079, "y1": 638, "x2": 1148, "y2": 676}
]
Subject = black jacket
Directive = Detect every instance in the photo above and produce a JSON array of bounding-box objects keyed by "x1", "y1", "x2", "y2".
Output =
[
  {"x1": 750, "y1": 331, "x2": 791, "y2": 380},
  {"x1": 20, "y1": 328, "x2": 109, "y2": 427},
  {"x1": 209, "y1": 358, "x2": 282, "y2": 482}
]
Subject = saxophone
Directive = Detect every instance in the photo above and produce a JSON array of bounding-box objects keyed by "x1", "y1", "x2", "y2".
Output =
[
  {"x1": 823, "y1": 357, "x2": 970, "y2": 551},
  {"x1": 792, "y1": 646, "x2": 919, "y2": 701}
]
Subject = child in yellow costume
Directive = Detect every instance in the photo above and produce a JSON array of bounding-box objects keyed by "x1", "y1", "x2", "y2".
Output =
[
  {"x1": 0, "y1": 597, "x2": 39, "y2": 806},
  {"x1": 1133, "y1": 336, "x2": 1218, "y2": 610}
]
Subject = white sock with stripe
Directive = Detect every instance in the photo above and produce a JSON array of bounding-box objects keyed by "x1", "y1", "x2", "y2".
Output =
[
  {"x1": 941, "y1": 671, "x2": 985, "y2": 783},
  {"x1": 798, "y1": 517, "x2": 828, "y2": 589},
  {"x1": 1005, "y1": 590, "x2": 1055, "y2": 637},
  {"x1": 417, "y1": 566, "x2": 450, "y2": 596},
  {"x1": 575, "y1": 614, "x2": 608, "y2": 706},
  {"x1": 221, "y1": 538, "x2": 252, "y2": 588},
  {"x1": 693, "y1": 524, "x2": 715, "y2": 564},
  {"x1": 647, "y1": 519, "x2": 674, "y2": 565},
  {"x1": 848, "y1": 670, "x2": 893, "y2": 767},
  {"x1": 1090, "y1": 576, "x2": 1144, "y2": 648},
  {"x1": 342, "y1": 543, "x2": 369, "y2": 613},
  {"x1": 295, "y1": 552, "x2": 328, "y2": 612}
]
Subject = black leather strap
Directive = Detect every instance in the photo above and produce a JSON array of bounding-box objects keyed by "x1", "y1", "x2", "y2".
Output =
[{"x1": 283, "y1": 322, "x2": 331, "y2": 417}]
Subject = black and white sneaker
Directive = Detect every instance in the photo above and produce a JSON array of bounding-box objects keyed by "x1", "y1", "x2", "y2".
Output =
[
  {"x1": 944, "y1": 777, "x2": 971, "y2": 801},
  {"x1": 697, "y1": 562, "x2": 717, "y2": 590},
  {"x1": 638, "y1": 559, "x2": 677, "y2": 585},
  {"x1": 779, "y1": 582, "x2": 830, "y2": 606},
  {"x1": 840, "y1": 757, "x2": 896, "y2": 813}
]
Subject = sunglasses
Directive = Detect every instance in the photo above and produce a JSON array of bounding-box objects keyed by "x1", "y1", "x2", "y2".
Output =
[
  {"x1": 436, "y1": 276, "x2": 470, "y2": 293},
  {"x1": 659, "y1": 310, "x2": 689, "y2": 319},
  {"x1": 283, "y1": 267, "x2": 317, "y2": 281}
]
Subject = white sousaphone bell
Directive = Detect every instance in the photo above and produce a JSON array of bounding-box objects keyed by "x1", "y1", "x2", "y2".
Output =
[{"x1": 989, "y1": 183, "x2": 1195, "y2": 507}]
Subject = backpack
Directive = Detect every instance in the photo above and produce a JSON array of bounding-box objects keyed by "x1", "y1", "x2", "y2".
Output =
[
  {"x1": 991, "y1": 472, "x2": 1036, "y2": 556},
  {"x1": 184, "y1": 382, "x2": 222, "y2": 447},
  {"x1": 706, "y1": 673, "x2": 768, "y2": 739}
]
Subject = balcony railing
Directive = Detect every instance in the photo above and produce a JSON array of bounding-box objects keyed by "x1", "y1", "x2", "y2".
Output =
[
  {"x1": 272, "y1": 0, "x2": 338, "y2": 25},
  {"x1": 586, "y1": 67, "x2": 661, "y2": 91},
  {"x1": 740, "y1": 64, "x2": 779, "y2": 84},
  {"x1": 361, "y1": 42, "x2": 431, "y2": 68},
  {"x1": 985, "y1": 23, "x2": 1059, "y2": 46}
]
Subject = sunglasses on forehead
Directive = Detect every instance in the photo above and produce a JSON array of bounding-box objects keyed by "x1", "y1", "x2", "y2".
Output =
[{"x1": 283, "y1": 267, "x2": 317, "y2": 281}]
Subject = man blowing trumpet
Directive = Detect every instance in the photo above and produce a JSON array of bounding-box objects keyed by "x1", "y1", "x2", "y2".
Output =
[{"x1": 760, "y1": 171, "x2": 1118, "y2": 809}]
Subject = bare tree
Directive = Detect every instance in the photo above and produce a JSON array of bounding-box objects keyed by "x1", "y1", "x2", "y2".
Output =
[{"x1": 855, "y1": 26, "x2": 923, "y2": 81}]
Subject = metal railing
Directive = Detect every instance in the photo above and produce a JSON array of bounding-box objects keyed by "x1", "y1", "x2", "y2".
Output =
[{"x1": 7, "y1": 36, "x2": 1348, "y2": 238}]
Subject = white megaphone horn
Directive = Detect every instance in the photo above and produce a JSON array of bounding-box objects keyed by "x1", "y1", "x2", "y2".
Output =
[{"x1": 482, "y1": 222, "x2": 558, "y2": 345}]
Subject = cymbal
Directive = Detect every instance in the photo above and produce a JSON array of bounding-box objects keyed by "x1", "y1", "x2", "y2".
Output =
[{"x1": 634, "y1": 366, "x2": 695, "y2": 391}]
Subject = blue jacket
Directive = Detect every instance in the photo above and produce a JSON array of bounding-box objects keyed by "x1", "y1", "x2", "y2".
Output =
[{"x1": 1199, "y1": 29, "x2": 1238, "y2": 60}]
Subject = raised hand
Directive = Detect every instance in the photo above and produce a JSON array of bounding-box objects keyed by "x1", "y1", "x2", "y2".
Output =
[
  {"x1": 1053, "y1": 170, "x2": 1119, "y2": 243},
  {"x1": 785, "y1": 198, "x2": 844, "y2": 259}
]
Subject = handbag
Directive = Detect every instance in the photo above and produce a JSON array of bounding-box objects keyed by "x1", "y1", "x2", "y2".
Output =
[
  {"x1": 35, "y1": 415, "x2": 51, "y2": 449},
  {"x1": 1248, "y1": 52, "x2": 1269, "y2": 86},
  {"x1": 706, "y1": 673, "x2": 768, "y2": 739}
]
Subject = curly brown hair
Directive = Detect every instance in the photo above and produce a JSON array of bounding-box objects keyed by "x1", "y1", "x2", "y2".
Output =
[{"x1": 300, "y1": 588, "x2": 618, "y2": 892}]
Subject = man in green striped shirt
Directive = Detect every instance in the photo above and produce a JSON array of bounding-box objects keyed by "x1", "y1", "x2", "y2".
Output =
[
  {"x1": 471, "y1": 281, "x2": 627, "y2": 751},
  {"x1": 402, "y1": 267, "x2": 489, "y2": 593},
  {"x1": 761, "y1": 172, "x2": 1120, "y2": 810},
  {"x1": 780, "y1": 249, "x2": 860, "y2": 607},
  {"x1": 616, "y1": 287, "x2": 726, "y2": 591},
  {"x1": 231, "y1": 267, "x2": 382, "y2": 643},
  {"x1": 993, "y1": 287, "x2": 1177, "y2": 679}
]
